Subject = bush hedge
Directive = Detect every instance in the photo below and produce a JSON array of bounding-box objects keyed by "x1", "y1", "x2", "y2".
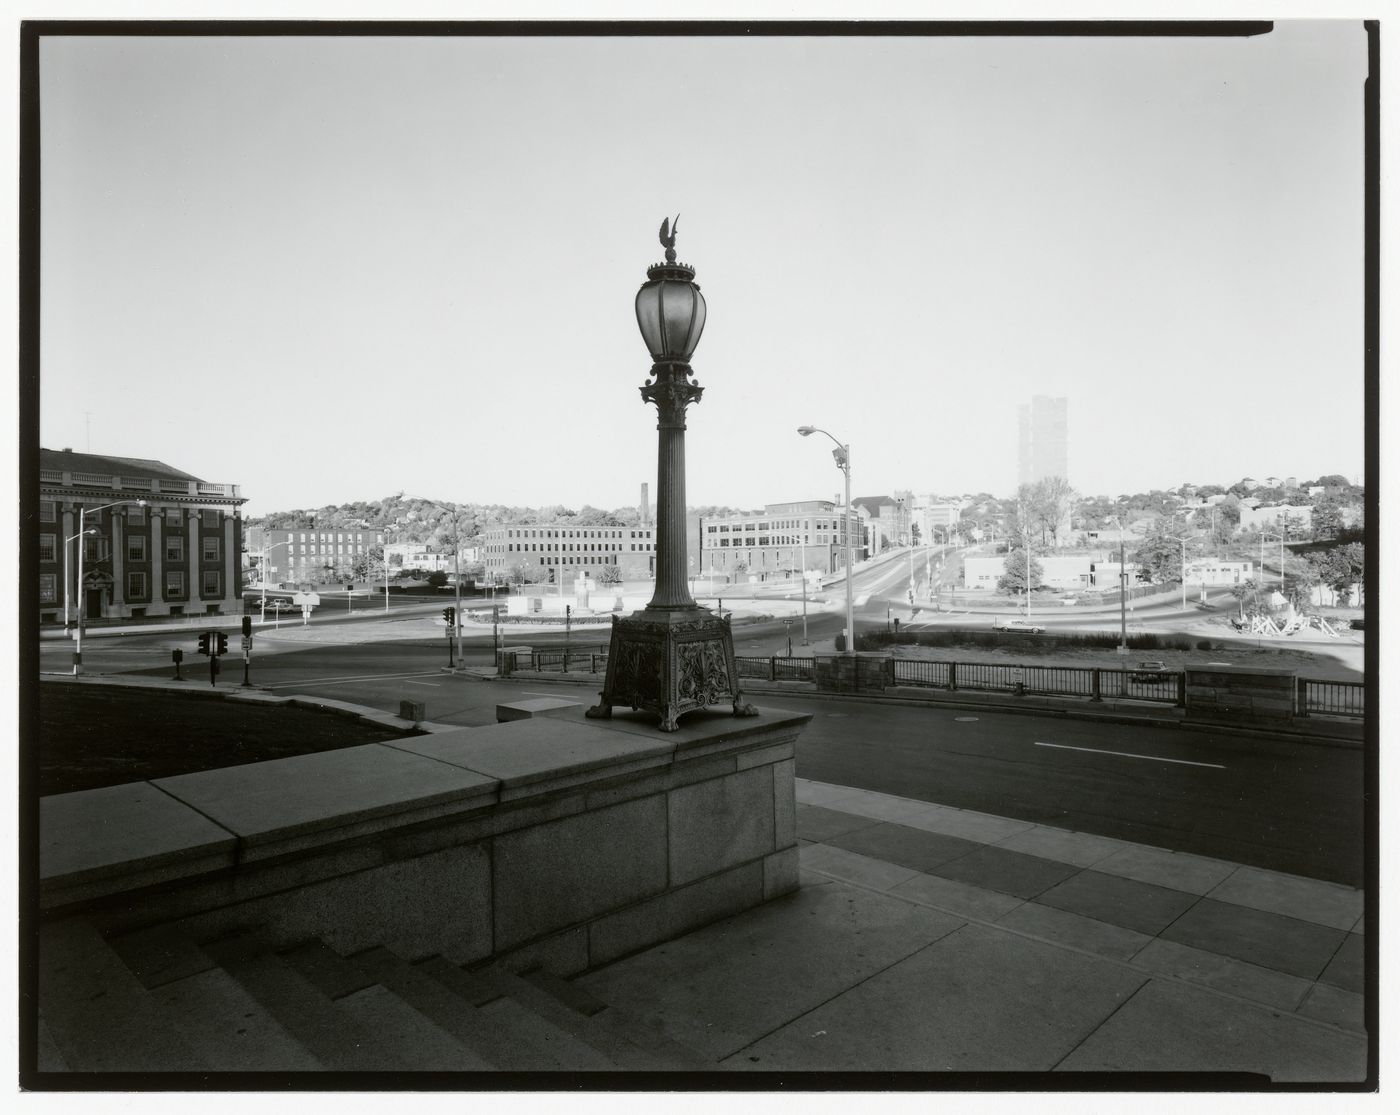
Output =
[{"x1": 857, "y1": 629, "x2": 1211, "y2": 653}]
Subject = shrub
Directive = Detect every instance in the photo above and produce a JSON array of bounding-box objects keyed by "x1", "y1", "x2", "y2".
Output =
[
  {"x1": 1196, "y1": 640, "x2": 1214, "y2": 650},
  {"x1": 856, "y1": 628, "x2": 1199, "y2": 653}
]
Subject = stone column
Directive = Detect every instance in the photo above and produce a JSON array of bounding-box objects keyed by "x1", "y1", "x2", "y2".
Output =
[
  {"x1": 188, "y1": 509, "x2": 201, "y2": 611},
  {"x1": 151, "y1": 511, "x2": 165, "y2": 614},
  {"x1": 223, "y1": 514, "x2": 238, "y2": 612},
  {"x1": 110, "y1": 510, "x2": 126, "y2": 613},
  {"x1": 61, "y1": 505, "x2": 75, "y2": 623}
]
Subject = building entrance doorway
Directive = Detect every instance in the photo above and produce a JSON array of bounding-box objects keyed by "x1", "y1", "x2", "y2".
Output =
[{"x1": 85, "y1": 587, "x2": 104, "y2": 620}]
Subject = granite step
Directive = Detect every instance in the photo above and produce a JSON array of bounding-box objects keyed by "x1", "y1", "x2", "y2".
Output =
[
  {"x1": 148, "y1": 964, "x2": 325, "y2": 1071},
  {"x1": 38, "y1": 918, "x2": 209, "y2": 1072},
  {"x1": 36, "y1": 1015, "x2": 72, "y2": 1073},
  {"x1": 349, "y1": 947, "x2": 529, "y2": 1071},
  {"x1": 277, "y1": 939, "x2": 495, "y2": 1071},
  {"x1": 415, "y1": 955, "x2": 614, "y2": 1071},
  {"x1": 201, "y1": 931, "x2": 418, "y2": 1072},
  {"x1": 519, "y1": 966, "x2": 712, "y2": 1071}
]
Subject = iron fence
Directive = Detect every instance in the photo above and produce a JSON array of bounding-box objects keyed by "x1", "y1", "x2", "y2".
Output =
[
  {"x1": 1298, "y1": 679, "x2": 1364, "y2": 718},
  {"x1": 735, "y1": 656, "x2": 816, "y2": 682},
  {"x1": 513, "y1": 650, "x2": 1354, "y2": 720}
]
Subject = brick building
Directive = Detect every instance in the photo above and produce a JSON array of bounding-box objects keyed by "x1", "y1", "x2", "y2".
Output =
[{"x1": 39, "y1": 448, "x2": 246, "y2": 625}]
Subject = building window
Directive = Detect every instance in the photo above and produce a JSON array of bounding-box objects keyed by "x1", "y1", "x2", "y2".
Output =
[
  {"x1": 166, "y1": 536, "x2": 184, "y2": 562},
  {"x1": 39, "y1": 533, "x2": 56, "y2": 562},
  {"x1": 129, "y1": 507, "x2": 146, "y2": 526},
  {"x1": 39, "y1": 574, "x2": 57, "y2": 604},
  {"x1": 40, "y1": 500, "x2": 56, "y2": 523},
  {"x1": 166, "y1": 570, "x2": 186, "y2": 597},
  {"x1": 202, "y1": 536, "x2": 220, "y2": 562},
  {"x1": 202, "y1": 570, "x2": 221, "y2": 596},
  {"x1": 127, "y1": 571, "x2": 147, "y2": 599},
  {"x1": 83, "y1": 535, "x2": 107, "y2": 562},
  {"x1": 202, "y1": 510, "x2": 220, "y2": 529},
  {"x1": 128, "y1": 535, "x2": 146, "y2": 562}
]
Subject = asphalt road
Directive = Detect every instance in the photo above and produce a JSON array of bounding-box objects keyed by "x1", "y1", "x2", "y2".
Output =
[{"x1": 42, "y1": 627, "x2": 1365, "y2": 887}]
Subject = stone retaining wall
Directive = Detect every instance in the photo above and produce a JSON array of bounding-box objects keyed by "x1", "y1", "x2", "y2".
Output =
[
  {"x1": 1184, "y1": 664, "x2": 1297, "y2": 724},
  {"x1": 39, "y1": 707, "x2": 809, "y2": 976},
  {"x1": 814, "y1": 653, "x2": 891, "y2": 695}
]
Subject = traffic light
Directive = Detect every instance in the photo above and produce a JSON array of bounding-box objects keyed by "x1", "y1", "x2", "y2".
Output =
[
  {"x1": 216, "y1": 632, "x2": 228, "y2": 656},
  {"x1": 198, "y1": 632, "x2": 210, "y2": 656},
  {"x1": 443, "y1": 607, "x2": 456, "y2": 626},
  {"x1": 242, "y1": 615, "x2": 252, "y2": 637}
]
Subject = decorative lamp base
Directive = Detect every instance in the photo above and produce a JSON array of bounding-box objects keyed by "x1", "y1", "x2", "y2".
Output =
[{"x1": 586, "y1": 606, "x2": 759, "y2": 732}]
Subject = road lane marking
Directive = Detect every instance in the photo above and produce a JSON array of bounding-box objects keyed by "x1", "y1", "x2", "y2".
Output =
[
  {"x1": 401, "y1": 680, "x2": 441, "y2": 687},
  {"x1": 265, "y1": 671, "x2": 447, "y2": 689},
  {"x1": 1034, "y1": 741, "x2": 1224, "y2": 769}
]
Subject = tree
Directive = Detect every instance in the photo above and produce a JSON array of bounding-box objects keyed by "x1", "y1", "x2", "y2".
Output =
[
  {"x1": 1282, "y1": 556, "x2": 1319, "y2": 609},
  {"x1": 997, "y1": 548, "x2": 1043, "y2": 595},
  {"x1": 597, "y1": 565, "x2": 623, "y2": 586},
  {"x1": 1309, "y1": 543, "x2": 1364, "y2": 604},
  {"x1": 1130, "y1": 523, "x2": 1183, "y2": 584},
  {"x1": 426, "y1": 571, "x2": 448, "y2": 589},
  {"x1": 1310, "y1": 497, "x2": 1346, "y2": 541}
]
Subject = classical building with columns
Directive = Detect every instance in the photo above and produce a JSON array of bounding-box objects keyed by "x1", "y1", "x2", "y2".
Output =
[{"x1": 39, "y1": 448, "x2": 246, "y2": 625}]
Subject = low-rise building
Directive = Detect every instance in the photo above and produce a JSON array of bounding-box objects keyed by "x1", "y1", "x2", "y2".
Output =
[
  {"x1": 39, "y1": 448, "x2": 246, "y2": 624},
  {"x1": 700, "y1": 501, "x2": 857, "y2": 582},
  {"x1": 480, "y1": 522, "x2": 655, "y2": 583},
  {"x1": 245, "y1": 525, "x2": 387, "y2": 585},
  {"x1": 962, "y1": 553, "x2": 1113, "y2": 592},
  {"x1": 1183, "y1": 559, "x2": 1254, "y2": 585}
]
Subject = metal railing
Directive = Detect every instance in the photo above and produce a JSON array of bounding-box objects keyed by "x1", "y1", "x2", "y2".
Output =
[
  {"x1": 888, "y1": 658, "x2": 1185, "y2": 705},
  {"x1": 511, "y1": 650, "x2": 1356, "y2": 720},
  {"x1": 735, "y1": 656, "x2": 817, "y2": 682},
  {"x1": 1298, "y1": 679, "x2": 1364, "y2": 719}
]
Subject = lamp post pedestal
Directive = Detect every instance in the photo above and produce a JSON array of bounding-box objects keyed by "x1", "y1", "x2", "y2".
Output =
[
  {"x1": 586, "y1": 226, "x2": 757, "y2": 733},
  {"x1": 590, "y1": 605, "x2": 752, "y2": 732}
]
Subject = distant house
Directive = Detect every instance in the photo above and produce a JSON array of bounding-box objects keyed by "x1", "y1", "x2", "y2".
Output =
[{"x1": 1238, "y1": 504, "x2": 1313, "y2": 533}]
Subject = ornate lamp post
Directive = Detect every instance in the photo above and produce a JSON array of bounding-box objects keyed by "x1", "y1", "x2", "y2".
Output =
[{"x1": 587, "y1": 218, "x2": 758, "y2": 731}]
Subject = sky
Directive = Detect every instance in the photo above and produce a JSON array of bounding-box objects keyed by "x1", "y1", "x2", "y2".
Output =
[{"x1": 35, "y1": 20, "x2": 1369, "y2": 518}]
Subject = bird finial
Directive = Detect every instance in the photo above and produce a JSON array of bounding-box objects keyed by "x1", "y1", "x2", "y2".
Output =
[{"x1": 658, "y1": 214, "x2": 680, "y2": 262}]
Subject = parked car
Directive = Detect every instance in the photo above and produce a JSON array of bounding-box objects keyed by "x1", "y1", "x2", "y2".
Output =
[
  {"x1": 993, "y1": 618, "x2": 1046, "y2": 634},
  {"x1": 1129, "y1": 660, "x2": 1169, "y2": 682}
]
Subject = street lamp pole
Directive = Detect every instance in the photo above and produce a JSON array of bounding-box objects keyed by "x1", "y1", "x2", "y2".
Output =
[
  {"x1": 585, "y1": 217, "x2": 758, "y2": 730},
  {"x1": 73, "y1": 498, "x2": 147, "y2": 675},
  {"x1": 63, "y1": 528, "x2": 96, "y2": 634},
  {"x1": 259, "y1": 540, "x2": 291, "y2": 624},
  {"x1": 798, "y1": 426, "x2": 855, "y2": 654},
  {"x1": 1109, "y1": 515, "x2": 1128, "y2": 654}
]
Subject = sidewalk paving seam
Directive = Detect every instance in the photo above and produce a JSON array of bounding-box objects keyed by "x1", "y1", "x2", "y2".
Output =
[
  {"x1": 713, "y1": 912, "x2": 966, "y2": 1064},
  {"x1": 800, "y1": 853, "x2": 1365, "y2": 1041},
  {"x1": 1046, "y1": 979, "x2": 1155, "y2": 1073}
]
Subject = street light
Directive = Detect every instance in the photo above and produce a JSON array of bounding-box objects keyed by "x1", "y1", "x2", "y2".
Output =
[
  {"x1": 1261, "y1": 531, "x2": 1287, "y2": 602},
  {"x1": 585, "y1": 217, "x2": 757, "y2": 730},
  {"x1": 259, "y1": 540, "x2": 291, "y2": 624},
  {"x1": 73, "y1": 498, "x2": 147, "y2": 674},
  {"x1": 63, "y1": 528, "x2": 96, "y2": 633},
  {"x1": 798, "y1": 426, "x2": 855, "y2": 655},
  {"x1": 1108, "y1": 514, "x2": 1128, "y2": 654}
]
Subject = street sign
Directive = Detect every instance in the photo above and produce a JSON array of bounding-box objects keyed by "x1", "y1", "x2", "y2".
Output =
[
  {"x1": 292, "y1": 592, "x2": 321, "y2": 607},
  {"x1": 242, "y1": 636, "x2": 252, "y2": 651}
]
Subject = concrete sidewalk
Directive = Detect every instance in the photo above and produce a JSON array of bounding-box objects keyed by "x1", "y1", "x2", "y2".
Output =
[{"x1": 575, "y1": 776, "x2": 1368, "y2": 1081}]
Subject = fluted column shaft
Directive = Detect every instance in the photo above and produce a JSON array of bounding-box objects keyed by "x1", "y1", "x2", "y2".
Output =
[{"x1": 642, "y1": 362, "x2": 702, "y2": 610}]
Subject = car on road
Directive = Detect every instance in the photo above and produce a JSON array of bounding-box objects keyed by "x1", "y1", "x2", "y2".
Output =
[
  {"x1": 264, "y1": 599, "x2": 297, "y2": 613},
  {"x1": 993, "y1": 618, "x2": 1046, "y2": 634}
]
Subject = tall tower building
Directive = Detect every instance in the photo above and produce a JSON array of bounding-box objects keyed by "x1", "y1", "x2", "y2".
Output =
[{"x1": 1017, "y1": 396, "x2": 1069, "y2": 485}]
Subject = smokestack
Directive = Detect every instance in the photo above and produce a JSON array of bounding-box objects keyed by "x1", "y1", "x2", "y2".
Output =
[{"x1": 640, "y1": 483, "x2": 650, "y2": 526}]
